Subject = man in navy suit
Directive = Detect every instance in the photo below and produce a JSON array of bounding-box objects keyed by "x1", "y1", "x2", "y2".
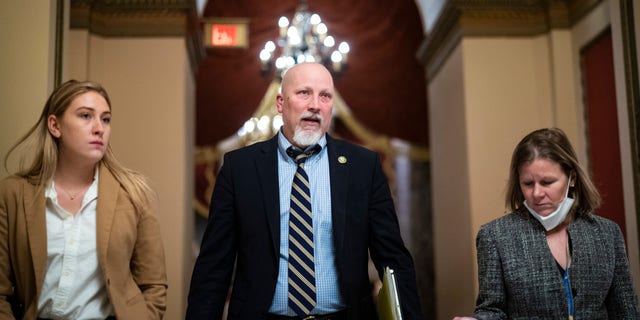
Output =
[{"x1": 186, "y1": 62, "x2": 423, "y2": 319}]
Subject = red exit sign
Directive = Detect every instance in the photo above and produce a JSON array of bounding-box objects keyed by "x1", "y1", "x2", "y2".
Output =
[
  {"x1": 211, "y1": 25, "x2": 238, "y2": 46},
  {"x1": 203, "y1": 18, "x2": 249, "y2": 48}
]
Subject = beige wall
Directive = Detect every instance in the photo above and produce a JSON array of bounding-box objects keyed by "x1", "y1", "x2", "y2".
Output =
[
  {"x1": 68, "y1": 29, "x2": 90, "y2": 81},
  {"x1": 430, "y1": 1, "x2": 640, "y2": 319},
  {"x1": 429, "y1": 44, "x2": 476, "y2": 319},
  {"x1": 0, "y1": 1, "x2": 56, "y2": 176},
  {"x1": 464, "y1": 35, "x2": 555, "y2": 232},
  {"x1": 67, "y1": 35, "x2": 195, "y2": 320}
]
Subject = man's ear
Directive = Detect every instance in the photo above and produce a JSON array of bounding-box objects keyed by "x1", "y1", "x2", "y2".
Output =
[
  {"x1": 276, "y1": 94, "x2": 284, "y2": 113},
  {"x1": 48, "y1": 115, "x2": 61, "y2": 138}
]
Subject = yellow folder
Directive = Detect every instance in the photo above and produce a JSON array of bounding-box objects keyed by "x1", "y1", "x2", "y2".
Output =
[{"x1": 377, "y1": 266, "x2": 403, "y2": 320}]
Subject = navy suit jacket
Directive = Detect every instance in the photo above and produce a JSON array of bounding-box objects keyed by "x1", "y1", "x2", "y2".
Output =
[{"x1": 186, "y1": 134, "x2": 422, "y2": 319}]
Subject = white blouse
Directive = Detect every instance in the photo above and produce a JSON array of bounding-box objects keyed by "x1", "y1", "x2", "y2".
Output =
[{"x1": 38, "y1": 170, "x2": 114, "y2": 319}]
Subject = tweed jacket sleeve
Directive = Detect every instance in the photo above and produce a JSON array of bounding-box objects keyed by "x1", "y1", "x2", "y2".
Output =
[
  {"x1": 474, "y1": 213, "x2": 640, "y2": 320},
  {"x1": 598, "y1": 216, "x2": 640, "y2": 318}
]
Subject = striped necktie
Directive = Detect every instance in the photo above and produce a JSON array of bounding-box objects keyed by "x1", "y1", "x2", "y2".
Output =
[{"x1": 286, "y1": 145, "x2": 320, "y2": 317}]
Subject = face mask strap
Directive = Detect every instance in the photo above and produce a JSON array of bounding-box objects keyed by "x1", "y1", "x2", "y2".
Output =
[
  {"x1": 562, "y1": 175, "x2": 572, "y2": 200},
  {"x1": 524, "y1": 174, "x2": 575, "y2": 231}
]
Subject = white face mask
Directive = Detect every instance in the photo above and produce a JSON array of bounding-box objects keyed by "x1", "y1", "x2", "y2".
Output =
[{"x1": 523, "y1": 177, "x2": 574, "y2": 231}]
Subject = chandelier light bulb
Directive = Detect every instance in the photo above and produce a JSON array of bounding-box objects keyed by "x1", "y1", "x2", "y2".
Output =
[
  {"x1": 257, "y1": 116, "x2": 270, "y2": 131},
  {"x1": 310, "y1": 14, "x2": 321, "y2": 25},
  {"x1": 316, "y1": 22, "x2": 327, "y2": 35},
  {"x1": 330, "y1": 50, "x2": 342, "y2": 63},
  {"x1": 330, "y1": 51, "x2": 343, "y2": 72},
  {"x1": 275, "y1": 57, "x2": 286, "y2": 69},
  {"x1": 323, "y1": 36, "x2": 335, "y2": 48},
  {"x1": 287, "y1": 26, "x2": 301, "y2": 45},
  {"x1": 338, "y1": 42, "x2": 350, "y2": 63},
  {"x1": 272, "y1": 114, "x2": 284, "y2": 131},
  {"x1": 278, "y1": 16, "x2": 289, "y2": 28},
  {"x1": 305, "y1": 54, "x2": 316, "y2": 63},
  {"x1": 285, "y1": 56, "x2": 296, "y2": 68},
  {"x1": 243, "y1": 118, "x2": 256, "y2": 133},
  {"x1": 265, "y1": 41, "x2": 276, "y2": 52},
  {"x1": 338, "y1": 42, "x2": 350, "y2": 54},
  {"x1": 259, "y1": 49, "x2": 271, "y2": 62},
  {"x1": 278, "y1": 17, "x2": 289, "y2": 37}
]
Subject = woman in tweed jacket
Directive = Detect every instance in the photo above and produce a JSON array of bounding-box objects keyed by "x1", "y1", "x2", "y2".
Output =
[{"x1": 454, "y1": 128, "x2": 639, "y2": 320}]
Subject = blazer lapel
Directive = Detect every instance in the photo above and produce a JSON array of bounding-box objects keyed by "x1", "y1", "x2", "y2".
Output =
[
  {"x1": 23, "y1": 181, "x2": 47, "y2": 295},
  {"x1": 327, "y1": 135, "x2": 348, "y2": 254},
  {"x1": 96, "y1": 164, "x2": 118, "y2": 266},
  {"x1": 255, "y1": 136, "x2": 281, "y2": 258}
]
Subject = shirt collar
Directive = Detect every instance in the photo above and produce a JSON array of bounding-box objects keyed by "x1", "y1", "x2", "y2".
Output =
[{"x1": 277, "y1": 130, "x2": 327, "y2": 161}]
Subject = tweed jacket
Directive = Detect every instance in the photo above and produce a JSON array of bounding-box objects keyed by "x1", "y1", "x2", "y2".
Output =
[
  {"x1": 186, "y1": 134, "x2": 423, "y2": 319},
  {"x1": 474, "y1": 212, "x2": 640, "y2": 320},
  {"x1": 0, "y1": 164, "x2": 167, "y2": 320}
]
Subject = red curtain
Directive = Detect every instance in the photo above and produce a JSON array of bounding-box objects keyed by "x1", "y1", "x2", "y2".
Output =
[{"x1": 582, "y1": 29, "x2": 627, "y2": 238}]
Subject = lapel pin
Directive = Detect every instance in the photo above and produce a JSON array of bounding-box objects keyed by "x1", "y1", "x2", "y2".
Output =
[{"x1": 338, "y1": 156, "x2": 347, "y2": 164}]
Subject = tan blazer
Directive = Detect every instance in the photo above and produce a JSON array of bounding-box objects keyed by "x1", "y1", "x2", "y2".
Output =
[{"x1": 0, "y1": 164, "x2": 167, "y2": 320}]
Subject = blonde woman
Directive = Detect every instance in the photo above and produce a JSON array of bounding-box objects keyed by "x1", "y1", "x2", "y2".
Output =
[{"x1": 0, "y1": 80, "x2": 167, "y2": 320}]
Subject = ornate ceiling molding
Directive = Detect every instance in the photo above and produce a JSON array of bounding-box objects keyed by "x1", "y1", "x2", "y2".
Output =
[
  {"x1": 417, "y1": 0, "x2": 603, "y2": 79},
  {"x1": 70, "y1": 0, "x2": 205, "y2": 70},
  {"x1": 71, "y1": 0, "x2": 194, "y2": 36}
]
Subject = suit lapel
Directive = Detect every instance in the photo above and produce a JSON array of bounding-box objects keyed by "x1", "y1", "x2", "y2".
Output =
[
  {"x1": 327, "y1": 135, "x2": 348, "y2": 254},
  {"x1": 96, "y1": 164, "x2": 118, "y2": 266},
  {"x1": 23, "y1": 181, "x2": 47, "y2": 295},
  {"x1": 255, "y1": 136, "x2": 281, "y2": 258}
]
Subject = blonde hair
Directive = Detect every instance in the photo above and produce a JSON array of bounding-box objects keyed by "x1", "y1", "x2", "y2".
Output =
[{"x1": 4, "y1": 80, "x2": 155, "y2": 212}]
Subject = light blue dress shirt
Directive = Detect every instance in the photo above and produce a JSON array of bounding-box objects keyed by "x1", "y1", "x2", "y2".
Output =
[{"x1": 268, "y1": 132, "x2": 345, "y2": 316}]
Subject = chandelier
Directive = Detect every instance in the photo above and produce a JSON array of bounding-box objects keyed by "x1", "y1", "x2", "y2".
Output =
[{"x1": 259, "y1": 0, "x2": 350, "y2": 78}]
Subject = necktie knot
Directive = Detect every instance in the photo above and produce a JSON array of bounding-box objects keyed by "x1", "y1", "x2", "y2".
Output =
[{"x1": 287, "y1": 145, "x2": 321, "y2": 165}]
